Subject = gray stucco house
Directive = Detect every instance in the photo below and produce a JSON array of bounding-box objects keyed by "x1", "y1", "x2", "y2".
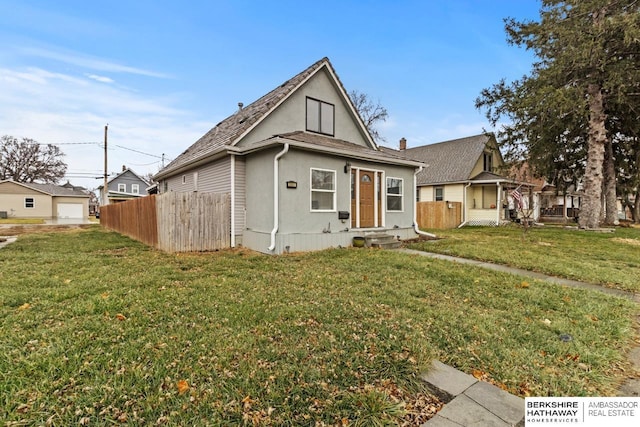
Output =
[{"x1": 154, "y1": 57, "x2": 425, "y2": 254}]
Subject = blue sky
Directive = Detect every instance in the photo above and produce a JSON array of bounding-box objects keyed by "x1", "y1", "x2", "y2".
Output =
[{"x1": 0, "y1": 0, "x2": 541, "y2": 189}]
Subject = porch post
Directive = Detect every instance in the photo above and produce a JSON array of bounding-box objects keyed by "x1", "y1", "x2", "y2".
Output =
[{"x1": 496, "y1": 182, "x2": 502, "y2": 225}]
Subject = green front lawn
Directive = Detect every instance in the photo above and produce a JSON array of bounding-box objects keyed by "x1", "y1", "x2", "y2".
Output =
[
  {"x1": 408, "y1": 225, "x2": 640, "y2": 293},
  {"x1": 0, "y1": 226, "x2": 636, "y2": 425}
]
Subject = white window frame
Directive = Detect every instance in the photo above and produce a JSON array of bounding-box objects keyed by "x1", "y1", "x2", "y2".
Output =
[
  {"x1": 117, "y1": 183, "x2": 126, "y2": 192},
  {"x1": 310, "y1": 168, "x2": 336, "y2": 212},
  {"x1": 25, "y1": 197, "x2": 35, "y2": 208},
  {"x1": 386, "y1": 177, "x2": 404, "y2": 212},
  {"x1": 131, "y1": 184, "x2": 140, "y2": 194},
  {"x1": 306, "y1": 97, "x2": 335, "y2": 136}
]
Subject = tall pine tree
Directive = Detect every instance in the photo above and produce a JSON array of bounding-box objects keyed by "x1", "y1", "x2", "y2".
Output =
[{"x1": 476, "y1": 0, "x2": 640, "y2": 228}]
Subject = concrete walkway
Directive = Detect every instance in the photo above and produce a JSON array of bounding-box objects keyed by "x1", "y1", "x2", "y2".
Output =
[
  {"x1": 397, "y1": 249, "x2": 639, "y2": 303},
  {"x1": 421, "y1": 361, "x2": 524, "y2": 426},
  {"x1": 396, "y1": 249, "x2": 640, "y2": 426}
]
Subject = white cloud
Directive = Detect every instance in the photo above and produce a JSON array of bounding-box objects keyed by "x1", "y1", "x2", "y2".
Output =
[
  {"x1": 0, "y1": 66, "x2": 208, "y2": 190},
  {"x1": 86, "y1": 74, "x2": 114, "y2": 84},
  {"x1": 19, "y1": 46, "x2": 170, "y2": 78}
]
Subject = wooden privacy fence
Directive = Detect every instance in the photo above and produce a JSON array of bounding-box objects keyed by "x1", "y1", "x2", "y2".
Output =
[
  {"x1": 417, "y1": 201, "x2": 462, "y2": 229},
  {"x1": 101, "y1": 192, "x2": 231, "y2": 252},
  {"x1": 101, "y1": 195, "x2": 158, "y2": 247},
  {"x1": 156, "y1": 192, "x2": 230, "y2": 252}
]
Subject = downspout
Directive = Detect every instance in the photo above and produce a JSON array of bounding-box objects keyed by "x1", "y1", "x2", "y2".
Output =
[
  {"x1": 230, "y1": 154, "x2": 236, "y2": 248},
  {"x1": 268, "y1": 143, "x2": 289, "y2": 252},
  {"x1": 458, "y1": 182, "x2": 472, "y2": 228},
  {"x1": 414, "y1": 166, "x2": 437, "y2": 238}
]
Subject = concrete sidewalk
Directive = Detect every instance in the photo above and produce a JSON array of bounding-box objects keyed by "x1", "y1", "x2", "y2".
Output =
[
  {"x1": 421, "y1": 361, "x2": 524, "y2": 426},
  {"x1": 397, "y1": 248, "x2": 638, "y2": 303},
  {"x1": 398, "y1": 248, "x2": 640, "y2": 425}
]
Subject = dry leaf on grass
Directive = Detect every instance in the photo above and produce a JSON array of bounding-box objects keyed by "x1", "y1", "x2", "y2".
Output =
[{"x1": 177, "y1": 380, "x2": 189, "y2": 395}]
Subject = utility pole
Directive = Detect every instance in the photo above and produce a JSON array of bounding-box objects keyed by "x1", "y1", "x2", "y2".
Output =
[{"x1": 103, "y1": 124, "x2": 109, "y2": 206}]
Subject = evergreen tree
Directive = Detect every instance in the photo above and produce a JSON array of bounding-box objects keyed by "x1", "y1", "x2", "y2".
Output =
[{"x1": 476, "y1": 0, "x2": 640, "y2": 228}]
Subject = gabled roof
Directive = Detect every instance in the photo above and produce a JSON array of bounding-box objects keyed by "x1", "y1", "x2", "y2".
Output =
[
  {"x1": 110, "y1": 168, "x2": 149, "y2": 185},
  {"x1": 405, "y1": 134, "x2": 497, "y2": 185},
  {"x1": 0, "y1": 180, "x2": 89, "y2": 197},
  {"x1": 98, "y1": 168, "x2": 149, "y2": 189},
  {"x1": 156, "y1": 57, "x2": 378, "y2": 179}
]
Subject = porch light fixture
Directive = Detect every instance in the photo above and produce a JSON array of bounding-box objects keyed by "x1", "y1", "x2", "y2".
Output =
[
  {"x1": 286, "y1": 180, "x2": 297, "y2": 189},
  {"x1": 344, "y1": 160, "x2": 351, "y2": 173}
]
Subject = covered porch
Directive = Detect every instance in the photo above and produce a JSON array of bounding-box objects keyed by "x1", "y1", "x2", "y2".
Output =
[{"x1": 461, "y1": 173, "x2": 533, "y2": 226}]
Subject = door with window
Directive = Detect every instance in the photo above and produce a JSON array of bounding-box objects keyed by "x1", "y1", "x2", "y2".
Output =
[{"x1": 351, "y1": 170, "x2": 381, "y2": 228}]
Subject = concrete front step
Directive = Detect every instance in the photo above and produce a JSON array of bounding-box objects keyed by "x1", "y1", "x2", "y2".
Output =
[{"x1": 364, "y1": 233, "x2": 401, "y2": 249}]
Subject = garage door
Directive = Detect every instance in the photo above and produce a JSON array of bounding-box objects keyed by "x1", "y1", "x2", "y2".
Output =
[{"x1": 57, "y1": 203, "x2": 84, "y2": 219}]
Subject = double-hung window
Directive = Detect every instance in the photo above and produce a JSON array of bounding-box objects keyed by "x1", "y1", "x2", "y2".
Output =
[
  {"x1": 434, "y1": 186, "x2": 444, "y2": 201},
  {"x1": 306, "y1": 97, "x2": 335, "y2": 136},
  {"x1": 132, "y1": 184, "x2": 140, "y2": 194},
  {"x1": 386, "y1": 177, "x2": 403, "y2": 211},
  {"x1": 310, "y1": 168, "x2": 336, "y2": 211},
  {"x1": 118, "y1": 183, "x2": 126, "y2": 192}
]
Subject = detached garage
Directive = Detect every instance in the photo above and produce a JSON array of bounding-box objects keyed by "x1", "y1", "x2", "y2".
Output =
[{"x1": 0, "y1": 180, "x2": 90, "y2": 220}]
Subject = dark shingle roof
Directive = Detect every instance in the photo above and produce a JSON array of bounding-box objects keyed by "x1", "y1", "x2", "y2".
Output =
[
  {"x1": 18, "y1": 182, "x2": 89, "y2": 197},
  {"x1": 158, "y1": 58, "x2": 336, "y2": 178},
  {"x1": 404, "y1": 134, "x2": 492, "y2": 185},
  {"x1": 274, "y1": 131, "x2": 422, "y2": 165}
]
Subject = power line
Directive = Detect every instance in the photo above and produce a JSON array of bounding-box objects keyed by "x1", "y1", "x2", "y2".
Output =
[{"x1": 114, "y1": 144, "x2": 168, "y2": 160}]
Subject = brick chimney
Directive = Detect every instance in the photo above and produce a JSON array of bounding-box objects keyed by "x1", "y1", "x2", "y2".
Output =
[{"x1": 399, "y1": 137, "x2": 407, "y2": 150}]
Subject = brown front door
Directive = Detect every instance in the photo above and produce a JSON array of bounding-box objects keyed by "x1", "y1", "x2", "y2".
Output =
[{"x1": 359, "y1": 171, "x2": 375, "y2": 227}]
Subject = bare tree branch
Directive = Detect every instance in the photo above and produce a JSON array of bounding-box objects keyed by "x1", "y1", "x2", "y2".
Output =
[
  {"x1": 0, "y1": 135, "x2": 67, "y2": 183},
  {"x1": 349, "y1": 90, "x2": 388, "y2": 144}
]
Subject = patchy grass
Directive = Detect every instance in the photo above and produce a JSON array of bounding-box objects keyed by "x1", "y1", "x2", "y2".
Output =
[
  {"x1": 0, "y1": 226, "x2": 636, "y2": 425},
  {"x1": 408, "y1": 225, "x2": 640, "y2": 293}
]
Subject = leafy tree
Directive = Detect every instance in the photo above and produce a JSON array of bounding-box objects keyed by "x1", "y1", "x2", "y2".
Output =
[
  {"x1": 0, "y1": 135, "x2": 67, "y2": 183},
  {"x1": 349, "y1": 90, "x2": 388, "y2": 144},
  {"x1": 476, "y1": 0, "x2": 640, "y2": 228}
]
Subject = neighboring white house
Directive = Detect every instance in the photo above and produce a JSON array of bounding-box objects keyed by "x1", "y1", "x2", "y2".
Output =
[
  {"x1": 0, "y1": 180, "x2": 90, "y2": 220},
  {"x1": 154, "y1": 57, "x2": 425, "y2": 254}
]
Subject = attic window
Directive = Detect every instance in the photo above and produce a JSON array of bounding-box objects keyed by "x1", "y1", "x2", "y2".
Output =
[
  {"x1": 306, "y1": 97, "x2": 334, "y2": 136},
  {"x1": 25, "y1": 197, "x2": 35, "y2": 208},
  {"x1": 483, "y1": 152, "x2": 493, "y2": 172}
]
